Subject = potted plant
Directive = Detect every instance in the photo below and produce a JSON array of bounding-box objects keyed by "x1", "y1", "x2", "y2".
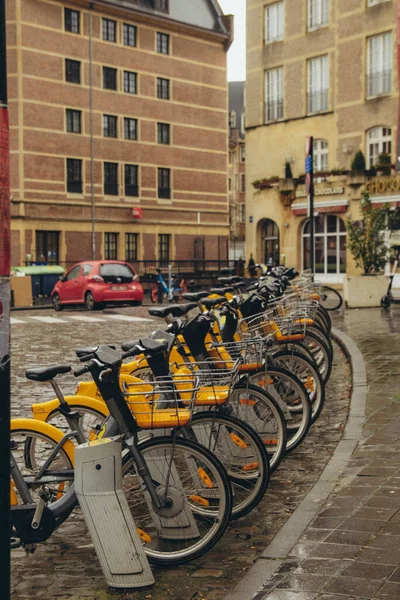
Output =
[
  {"x1": 344, "y1": 191, "x2": 390, "y2": 307},
  {"x1": 347, "y1": 151, "x2": 366, "y2": 186},
  {"x1": 377, "y1": 152, "x2": 391, "y2": 176}
]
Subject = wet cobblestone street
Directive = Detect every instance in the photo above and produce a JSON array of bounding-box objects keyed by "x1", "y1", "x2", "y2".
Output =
[{"x1": 10, "y1": 306, "x2": 351, "y2": 600}]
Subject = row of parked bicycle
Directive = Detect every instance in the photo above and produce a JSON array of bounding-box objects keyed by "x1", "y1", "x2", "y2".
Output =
[{"x1": 11, "y1": 267, "x2": 336, "y2": 568}]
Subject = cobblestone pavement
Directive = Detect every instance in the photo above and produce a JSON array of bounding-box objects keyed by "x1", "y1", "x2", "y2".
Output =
[
  {"x1": 10, "y1": 306, "x2": 351, "y2": 600},
  {"x1": 256, "y1": 307, "x2": 400, "y2": 600}
]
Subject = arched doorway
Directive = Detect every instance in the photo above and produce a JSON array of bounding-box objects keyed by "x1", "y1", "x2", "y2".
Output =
[{"x1": 262, "y1": 219, "x2": 280, "y2": 266}]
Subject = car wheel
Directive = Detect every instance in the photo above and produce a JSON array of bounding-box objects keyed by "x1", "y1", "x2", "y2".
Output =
[
  {"x1": 85, "y1": 291, "x2": 96, "y2": 311},
  {"x1": 52, "y1": 293, "x2": 63, "y2": 312}
]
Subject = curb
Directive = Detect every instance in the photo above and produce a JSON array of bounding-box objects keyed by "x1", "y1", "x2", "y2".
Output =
[{"x1": 225, "y1": 327, "x2": 368, "y2": 600}]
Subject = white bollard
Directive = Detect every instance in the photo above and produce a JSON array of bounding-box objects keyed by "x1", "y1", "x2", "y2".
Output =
[{"x1": 74, "y1": 439, "x2": 155, "y2": 588}]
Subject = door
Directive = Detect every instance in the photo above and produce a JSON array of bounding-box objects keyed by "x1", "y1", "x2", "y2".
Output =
[{"x1": 60, "y1": 265, "x2": 83, "y2": 303}]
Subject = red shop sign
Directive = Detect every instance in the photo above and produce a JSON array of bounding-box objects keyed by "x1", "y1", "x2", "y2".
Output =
[{"x1": 132, "y1": 207, "x2": 143, "y2": 219}]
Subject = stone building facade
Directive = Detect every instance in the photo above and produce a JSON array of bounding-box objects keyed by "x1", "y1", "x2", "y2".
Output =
[
  {"x1": 6, "y1": 0, "x2": 232, "y2": 269},
  {"x1": 228, "y1": 80, "x2": 246, "y2": 261},
  {"x1": 246, "y1": 0, "x2": 399, "y2": 283}
]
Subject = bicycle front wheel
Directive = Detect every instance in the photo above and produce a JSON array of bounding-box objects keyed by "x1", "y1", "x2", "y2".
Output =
[
  {"x1": 122, "y1": 435, "x2": 232, "y2": 565},
  {"x1": 320, "y1": 286, "x2": 343, "y2": 311}
]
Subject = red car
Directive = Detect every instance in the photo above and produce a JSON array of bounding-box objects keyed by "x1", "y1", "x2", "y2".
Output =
[{"x1": 52, "y1": 261, "x2": 144, "y2": 311}]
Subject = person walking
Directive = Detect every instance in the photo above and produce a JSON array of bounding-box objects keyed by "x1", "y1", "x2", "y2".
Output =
[{"x1": 248, "y1": 253, "x2": 256, "y2": 278}]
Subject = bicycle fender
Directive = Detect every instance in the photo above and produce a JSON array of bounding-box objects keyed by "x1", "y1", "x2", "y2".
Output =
[
  {"x1": 31, "y1": 395, "x2": 109, "y2": 421},
  {"x1": 11, "y1": 418, "x2": 76, "y2": 465}
]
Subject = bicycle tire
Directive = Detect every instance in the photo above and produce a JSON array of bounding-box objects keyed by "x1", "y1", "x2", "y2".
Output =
[
  {"x1": 320, "y1": 286, "x2": 343, "y2": 311},
  {"x1": 122, "y1": 435, "x2": 232, "y2": 565},
  {"x1": 316, "y1": 305, "x2": 332, "y2": 334},
  {"x1": 150, "y1": 284, "x2": 158, "y2": 304},
  {"x1": 249, "y1": 366, "x2": 312, "y2": 453},
  {"x1": 45, "y1": 405, "x2": 106, "y2": 440},
  {"x1": 186, "y1": 411, "x2": 270, "y2": 520},
  {"x1": 300, "y1": 330, "x2": 332, "y2": 383},
  {"x1": 271, "y1": 350, "x2": 325, "y2": 424},
  {"x1": 229, "y1": 383, "x2": 287, "y2": 472}
]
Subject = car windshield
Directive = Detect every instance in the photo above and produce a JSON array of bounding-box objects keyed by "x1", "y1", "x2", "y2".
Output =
[{"x1": 99, "y1": 263, "x2": 135, "y2": 283}]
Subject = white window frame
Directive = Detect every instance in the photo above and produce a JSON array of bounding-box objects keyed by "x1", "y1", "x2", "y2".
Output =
[
  {"x1": 367, "y1": 32, "x2": 392, "y2": 98},
  {"x1": 313, "y1": 139, "x2": 328, "y2": 172},
  {"x1": 308, "y1": 0, "x2": 329, "y2": 31},
  {"x1": 308, "y1": 55, "x2": 329, "y2": 114},
  {"x1": 240, "y1": 204, "x2": 245, "y2": 223},
  {"x1": 265, "y1": 67, "x2": 284, "y2": 122},
  {"x1": 241, "y1": 173, "x2": 246, "y2": 192},
  {"x1": 367, "y1": 0, "x2": 390, "y2": 7},
  {"x1": 367, "y1": 126, "x2": 392, "y2": 168},
  {"x1": 229, "y1": 111, "x2": 236, "y2": 128},
  {"x1": 302, "y1": 215, "x2": 347, "y2": 283},
  {"x1": 264, "y1": 1, "x2": 284, "y2": 44}
]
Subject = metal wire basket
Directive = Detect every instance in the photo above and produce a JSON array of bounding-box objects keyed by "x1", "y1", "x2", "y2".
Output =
[
  {"x1": 207, "y1": 338, "x2": 266, "y2": 366},
  {"x1": 122, "y1": 373, "x2": 199, "y2": 429}
]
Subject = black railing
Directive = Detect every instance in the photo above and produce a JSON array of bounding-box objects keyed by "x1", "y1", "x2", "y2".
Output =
[
  {"x1": 158, "y1": 187, "x2": 171, "y2": 199},
  {"x1": 67, "y1": 180, "x2": 82, "y2": 194},
  {"x1": 104, "y1": 183, "x2": 119, "y2": 196},
  {"x1": 125, "y1": 184, "x2": 139, "y2": 197},
  {"x1": 366, "y1": 71, "x2": 392, "y2": 98},
  {"x1": 307, "y1": 90, "x2": 329, "y2": 114},
  {"x1": 265, "y1": 99, "x2": 283, "y2": 122}
]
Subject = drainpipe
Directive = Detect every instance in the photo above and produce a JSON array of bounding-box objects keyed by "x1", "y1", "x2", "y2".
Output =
[{"x1": 89, "y1": 3, "x2": 95, "y2": 259}]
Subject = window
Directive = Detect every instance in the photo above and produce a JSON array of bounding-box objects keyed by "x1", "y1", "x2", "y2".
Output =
[
  {"x1": 124, "y1": 117, "x2": 138, "y2": 140},
  {"x1": 265, "y1": 67, "x2": 284, "y2": 122},
  {"x1": 158, "y1": 234, "x2": 170, "y2": 264},
  {"x1": 103, "y1": 114, "x2": 118, "y2": 138},
  {"x1": 228, "y1": 178, "x2": 232, "y2": 191},
  {"x1": 157, "y1": 32, "x2": 169, "y2": 54},
  {"x1": 82, "y1": 264, "x2": 93, "y2": 276},
  {"x1": 104, "y1": 233, "x2": 118, "y2": 260},
  {"x1": 303, "y1": 215, "x2": 346, "y2": 278},
  {"x1": 157, "y1": 122, "x2": 170, "y2": 144},
  {"x1": 229, "y1": 111, "x2": 236, "y2": 128},
  {"x1": 313, "y1": 139, "x2": 328, "y2": 172},
  {"x1": 241, "y1": 174, "x2": 246, "y2": 192},
  {"x1": 367, "y1": 126, "x2": 392, "y2": 168},
  {"x1": 308, "y1": 55, "x2": 329, "y2": 114},
  {"x1": 104, "y1": 162, "x2": 118, "y2": 195},
  {"x1": 103, "y1": 67, "x2": 117, "y2": 91},
  {"x1": 66, "y1": 109, "x2": 81, "y2": 133},
  {"x1": 367, "y1": 32, "x2": 392, "y2": 98},
  {"x1": 65, "y1": 59, "x2": 80, "y2": 84},
  {"x1": 65, "y1": 8, "x2": 80, "y2": 33},
  {"x1": 241, "y1": 113, "x2": 246, "y2": 135},
  {"x1": 265, "y1": 1, "x2": 284, "y2": 43},
  {"x1": 368, "y1": 0, "x2": 390, "y2": 6},
  {"x1": 66, "y1": 158, "x2": 82, "y2": 193},
  {"x1": 102, "y1": 18, "x2": 116, "y2": 42},
  {"x1": 235, "y1": 173, "x2": 238, "y2": 191},
  {"x1": 240, "y1": 204, "x2": 245, "y2": 223},
  {"x1": 262, "y1": 219, "x2": 280, "y2": 266},
  {"x1": 308, "y1": 0, "x2": 329, "y2": 31},
  {"x1": 66, "y1": 265, "x2": 81, "y2": 280},
  {"x1": 123, "y1": 23, "x2": 137, "y2": 47},
  {"x1": 125, "y1": 233, "x2": 138, "y2": 262},
  {"x1": 36, "y1": 231, "x2": 60, "y2": 264},
  {"x1": 241, "y1": 145, "x2": 246, "y2": 162},
  {"x1": 158, "y1": 168, "x2": 171, "y2": 199},
  {"x1": 125, "y1": 164, "x2": 139, "y2": 197},
  {"x1": 157, "y1": 77, "x2": 170, "y2": 99},
  {"x1": 124, "y1": 71, "x2": 137, "y2": 94},
  {"x1": 155, "y1": 0, "x2": 169, "y2": 11}
]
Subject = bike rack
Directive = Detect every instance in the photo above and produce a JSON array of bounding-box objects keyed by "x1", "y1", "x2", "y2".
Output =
[{"x1": 74, "y1": 439, "x2": 154, "y2": 588}]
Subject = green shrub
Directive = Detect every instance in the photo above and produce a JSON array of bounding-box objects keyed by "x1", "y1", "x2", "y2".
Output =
[{"x1": 351, "y1": 151, "x2": 366, "y2": 173}]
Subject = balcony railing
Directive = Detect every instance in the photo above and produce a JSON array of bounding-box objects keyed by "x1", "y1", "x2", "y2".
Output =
[
  {"x1": 158, "y1": 187, "x2": 171, "y2": 199},
  {"x1": 104, "y1": 183, "x2": 118, "y2": 196},
  {"x1": 264, "y1": 99, "x2": 283, "y2": 123},
  {"x1": 125, "y1": 184, "x2": 139, "y2": 197},
  {"x1": 67, "y1": 180, "x2": 82, "y2": 194},
  {"x1": 367, "y1": 71, "x2": 392, "y2": 98},
  {"x1": 307, "y1": 90, "x2": 328, "y2": 114}
]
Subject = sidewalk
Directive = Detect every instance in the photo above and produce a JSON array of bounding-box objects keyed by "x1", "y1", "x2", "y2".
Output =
[{"x1": 238, "y1": 307, "x2": 400, "y2": 600}]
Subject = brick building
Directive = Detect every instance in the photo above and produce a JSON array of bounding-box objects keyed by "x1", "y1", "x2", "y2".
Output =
[
  {"x1": 246, "y1": 0, "x2": 399, "y2": 283},
  {"x1": 6, "y1": 0, "x2": 233, "y2": 269},
  {"x1": 228, "y1": 80, "x2": 246, "y2": 261}
]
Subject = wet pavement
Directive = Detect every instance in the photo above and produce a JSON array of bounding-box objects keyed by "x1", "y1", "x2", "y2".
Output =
[
  {"x1": 255, "y1": 307, "x2": 400, "y2": 600},
  {"x1": 10, "y1": 304, "x2": 391, "y2": 600}
]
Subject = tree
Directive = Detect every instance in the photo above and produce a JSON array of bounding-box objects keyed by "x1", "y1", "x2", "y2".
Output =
[
  {"x1": 351, "y1": 150, "x2": 366, "y2": 173},
  {"x1": 346, "y1": 191, "x2": 389, "y2": 274}
]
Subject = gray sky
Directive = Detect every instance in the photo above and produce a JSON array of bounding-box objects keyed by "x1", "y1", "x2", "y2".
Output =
[{"x1": 218, "y1": 0, "x2": 246, "y2": 82}]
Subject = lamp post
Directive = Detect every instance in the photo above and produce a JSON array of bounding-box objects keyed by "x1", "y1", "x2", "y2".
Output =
[{"x1": 0, "y1": 0, "x2": 11, "y2": 596}]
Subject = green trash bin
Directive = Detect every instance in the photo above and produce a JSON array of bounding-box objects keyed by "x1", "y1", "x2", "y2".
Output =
[{"x1": 11, "y1": 266, "x2": 65, "y2": 299}]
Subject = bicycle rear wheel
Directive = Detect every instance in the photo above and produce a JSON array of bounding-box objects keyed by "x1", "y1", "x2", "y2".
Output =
[
  {"x1": 320, "y1": 286, "x2": 343, "y2": 311},
  {"x1": 122, "y1": 435, "x2": 232, "y2": 565}
]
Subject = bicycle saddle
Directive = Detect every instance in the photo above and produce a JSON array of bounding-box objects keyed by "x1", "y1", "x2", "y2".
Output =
[
  {"x1": 121, "y1": 337, "x2": 169, "y2": 355},
  {"x1": 209, "y1": 286, "x2": 234, "y2": 294},
  {"x1": 75, "y1": 345, "x2": 116, "y2": 358},
  {"x1": 202, "y1": 296, "x2": 226, "y2": 309},
  {"x1": 182, "y1": 291, "x2": 209, "y2": 302},
  {"x1": 26, "y1": 364, "x2": 72, "y2": 382},
  {"x1": 148, "y1": 302, "x2": 197, "y2": 319}
]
